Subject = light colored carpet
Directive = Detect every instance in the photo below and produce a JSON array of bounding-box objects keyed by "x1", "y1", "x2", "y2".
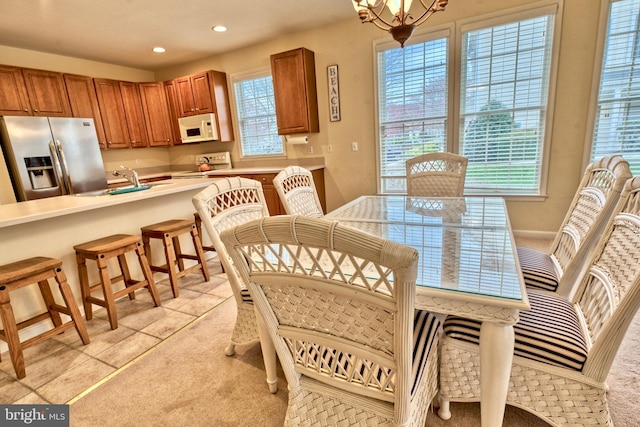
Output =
[{"x1": 70, "y1": 294, "x2": 640, "y2": 426}]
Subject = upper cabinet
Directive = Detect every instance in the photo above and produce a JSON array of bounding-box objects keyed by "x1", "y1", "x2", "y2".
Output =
[
  {"x1": 63, "y1": 73, "x2": 107, "y2": 149},
  {"x1": 167, "y1": 70, "x2": 234, "y2": 142},
  {"x1": 163, "y1": 80, "x2": 183, "y2": 145},
  {"x1": 118, "y1": 81, "x2": 148, "y2": 148},
  {"x1": 93, "y1": 78, "x2": 131, "y2": 149},
  {"x1": 176, "y1": 72, "x2": 214, "y2": 116},
  {"x1": 270, "y1": 48, "x2": 319, "y2": 135},
  {"x1": 1, "y1": 64, "x2": 234, "y2": 147},
  {"x1": 139, "y1": 82, "x2": 172, "y2": 147},
  {"x1": 0, "y1": 65, "x2": 71, "y2": 117}
]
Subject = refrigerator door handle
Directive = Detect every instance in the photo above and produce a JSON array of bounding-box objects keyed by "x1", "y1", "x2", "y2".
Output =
[
  {"x1": 55, "y1": 140, "x2": 74, "y2": 194},
  {"x1": 49, "y1": 140, "x2": 70, "y2": 195}
]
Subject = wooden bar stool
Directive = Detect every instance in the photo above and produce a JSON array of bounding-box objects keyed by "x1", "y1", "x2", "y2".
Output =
[
  {"x1": 0, "y1": 257, "x2": 90, "y2": 379},
  {"x1": 194, "y1": 212, "x2": 225, "y2": 273},
  {"x1": 194, "y1": 212, "x2": 216, "y2": 253},
  {"x1": 74, "y1": 234, "x2": 161, "y2": 330},
  {"x1": 141, "y1": 219, "x2": 210, "y2": 298}
]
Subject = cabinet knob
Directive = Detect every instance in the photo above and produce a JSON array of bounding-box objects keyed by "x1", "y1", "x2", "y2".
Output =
[
  {"x1": 24, "y1": 108, "x2": 29, "y2": 112},
  {"x1": 34, "y1": 109, "x2": 39, "y2": 113}
]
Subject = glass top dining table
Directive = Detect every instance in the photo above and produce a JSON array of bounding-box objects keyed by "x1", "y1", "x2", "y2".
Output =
[{"x1": 326, "y1": 195, "x2": 530, "y2": 427}]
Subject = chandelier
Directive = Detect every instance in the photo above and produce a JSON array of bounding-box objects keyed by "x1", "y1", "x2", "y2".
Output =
[{"x1": 351, "y1": 0, "x2": 449, "y2": 47}]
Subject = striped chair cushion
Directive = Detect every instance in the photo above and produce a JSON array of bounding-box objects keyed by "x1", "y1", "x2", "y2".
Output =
[
  {"x1": 240, "y1": 288, "x2": 252, "y2": 303},
  {"x1": 517, "y1": 246, "x2": 560, "y2": 292},
  {"x1": 411, "y1": 310, "x2": 440, "y2": 395},
  {"x1": 297, "y1": 310, "x2": 440, "y2": 396},
  {"x1": 443, "y1": 290, "x2": 588, "y2": 371}
]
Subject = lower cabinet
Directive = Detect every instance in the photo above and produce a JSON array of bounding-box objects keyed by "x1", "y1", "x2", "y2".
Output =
[
  {"x1": 213, "y1": 169, "x2": 326, "y2": 217},
  {"x1": 215, "y1": 173, "x2": 283, "y2": 216}
]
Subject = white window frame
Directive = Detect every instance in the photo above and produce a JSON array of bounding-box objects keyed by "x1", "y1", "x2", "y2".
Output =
[
  {"x1": 230, "y1": 67, "x2": 285, "y2": 159},
  {"x1": 584, "y1": 0, "x2": 640, "y2": 174},
  {"x1": 373, "y1": 0, "x2": 563, "y2": 198}
]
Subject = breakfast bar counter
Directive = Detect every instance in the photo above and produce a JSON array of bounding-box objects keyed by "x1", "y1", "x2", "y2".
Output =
[
  {"x1": 0, "y1": 178, "x2": 217, "y2": 349},
  {"x1": 0, "y1": 178, "x2": 213, "y2": 228}
]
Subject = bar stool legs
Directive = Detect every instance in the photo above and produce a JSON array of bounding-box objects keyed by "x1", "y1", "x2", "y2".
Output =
[
  {"x1": 141, "y1": 219, "x2": 210, "y2": 298},
  {"x1": 0, "y1": 257, "x2": 90, "y2": 379},
  {"x1": 194, "y1": 212, "x2": 224, "y2": 273},
  {"x1": 75, "y1": 234, "x2": 161, "y2": 330}
]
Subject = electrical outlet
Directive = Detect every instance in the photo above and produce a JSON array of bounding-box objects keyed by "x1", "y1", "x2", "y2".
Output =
[
  {"x1": 352, "y1": 141, "x2": 358, "y2": 151},
  {"x1": 327, "y1": 144, "x2": 333, "y2": 153},
  {"x1": 308, "y1": 146, "x2": 314, "y2": 154}
]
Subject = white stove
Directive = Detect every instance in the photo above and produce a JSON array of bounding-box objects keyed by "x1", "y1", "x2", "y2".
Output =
[{"x1": 173, "y1": 152, "x2": 232, "y2": 178}]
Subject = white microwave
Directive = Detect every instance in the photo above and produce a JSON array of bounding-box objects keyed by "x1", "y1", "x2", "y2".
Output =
[{"x1": 178, "y1": 113, "x2": 219, "y2": 143}]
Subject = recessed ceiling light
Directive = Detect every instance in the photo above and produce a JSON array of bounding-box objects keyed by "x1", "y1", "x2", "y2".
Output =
[
  {"x1": 212, "y1": 25, "x2": 227, "y2": 32},
  {"x1": 153, "y1": 47, "x2": 166, "y2": 53}
]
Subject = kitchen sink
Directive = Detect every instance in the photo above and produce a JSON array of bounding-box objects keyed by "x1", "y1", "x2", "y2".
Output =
[
  {"x1": 74, "y1": 181, "x2": 175, "y2": 197},
  {"x1": 106, "y1": 185, "x2": 152, "y2": 195}
]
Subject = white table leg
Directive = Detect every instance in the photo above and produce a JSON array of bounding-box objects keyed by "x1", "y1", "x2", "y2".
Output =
[
  {"x1": 256, "y1": 310, "x2": 278, "y2": 393},
  {"x1": 479, "y1": 321, "x2": 514, "y2": 427}
]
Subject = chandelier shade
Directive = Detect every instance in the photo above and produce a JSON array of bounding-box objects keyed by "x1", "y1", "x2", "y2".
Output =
[{"x1": 351, "y1": 0, "x2": 449, "y2": 47}]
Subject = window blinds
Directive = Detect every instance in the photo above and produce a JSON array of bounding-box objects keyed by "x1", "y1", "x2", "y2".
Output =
[
  {"x1": 591, "y1": 0, "x2": 640, "y2": 174},
  {"x1": 233, "y1": 75, "x2": 283, "y2": 157}
]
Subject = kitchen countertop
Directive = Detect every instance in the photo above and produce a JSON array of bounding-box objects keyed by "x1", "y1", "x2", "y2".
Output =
[
  {"x1": 2, "y1": 164, "x2": 327, "y2": 228},
  {"x1": 0, "y1": 178, "x2": 212, "y2": 229},
  {"x1": 107, "y1": 165, "x2": 325, "y2": 185}
]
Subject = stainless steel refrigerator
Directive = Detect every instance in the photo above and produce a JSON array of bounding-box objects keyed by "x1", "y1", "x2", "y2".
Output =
[{"x1": 0, "y1": 116, "x2": 108, "y2": 201}]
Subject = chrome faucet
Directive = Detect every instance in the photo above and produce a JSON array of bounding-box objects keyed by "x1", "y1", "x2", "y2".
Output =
[{"x1": 113, "y1": 165, "x2": 141, "y2": 187}]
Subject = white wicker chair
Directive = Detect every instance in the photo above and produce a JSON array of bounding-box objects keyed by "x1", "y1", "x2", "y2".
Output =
[
  {"x1": 517, "y1": 155, "x2": 631, "y2": 296},
  {"x1": 221, "y1": 215, "x2": 441, "y2": 426},
  {"x1": 439, "y1": 176, "x2": 640, "y2": 427},
  {"x1": 405, "y1": 152, "x2": 468, "y2": 197},
  {"x1": 192, "y1": 177, "x2": 271, "y2": 363},
  {"x1": 273, "y1": 166, "x2": 324, "y2": 217}
]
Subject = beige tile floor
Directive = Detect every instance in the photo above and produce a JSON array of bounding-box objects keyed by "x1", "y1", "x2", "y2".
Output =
[
  {"x1": 0, "y1": 236, "x2": 550, "y2": 406},
  {"x1": 0, "y1": 257, "x2": 231, "y2": 405}
]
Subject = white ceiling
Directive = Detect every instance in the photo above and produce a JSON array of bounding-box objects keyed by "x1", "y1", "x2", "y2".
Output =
[{"x1": 0, "y1": 0, "x2": 356, "y2": 71}]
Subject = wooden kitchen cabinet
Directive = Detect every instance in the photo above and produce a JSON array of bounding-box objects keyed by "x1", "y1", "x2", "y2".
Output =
[
  {"x1": 138, "y1": 82, "x2": 172, "y2": 147},
  {"x1": 63, "y1": 73, "x2": 107, "y2": 149},
  {"x1": 270, "y1": 48, "x2": 319, "y2": 135},
  {"x1": 171, "y1": 70, "x2": 234, "y2": 141},
  {"x1": 0, "y1": 65, "x2": 71, "y2": 117},
  {"x1": 93, "y1": 78, "x2": 130, "y2": 149},
  {"x1": 213, "y1": 169, "x2": 325, "y2": 216},
  {"x1": 0, "y1": 65, "x2": 31, "y2": 116},
  {"x1": 251, "y1": 173, "x2": 283, "y2": 216},
  {"x1": 175, "y1": 72, "x2": 213, "y2": 116},
  {"x1": 214, "y1": 172, "x2": 283, "y2": 216},
  {"x1": 163, "y1": 79, "x2": 183, "y2": 145},
  {"x1": 119, "y1": 81, "x2": 148, "y2": 148}
]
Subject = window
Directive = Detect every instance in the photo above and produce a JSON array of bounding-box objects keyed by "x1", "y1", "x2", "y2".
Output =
[
  {"x1": 232, "y1": 70, "x2": 283, "y2": 157},
  {"x1": 377, "y1": 33, "x2": 449, "y2": 193},
  {"x1": 375, "y1": 4, "x2": 559, "y2": 195},
  {"x1": 590, "y1": 0, "x2": 640, "y2": 174}
]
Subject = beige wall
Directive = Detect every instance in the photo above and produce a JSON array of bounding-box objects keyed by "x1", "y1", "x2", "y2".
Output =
[{"x1": 0, "y1": 0, "x2": 608, "y2": 235}]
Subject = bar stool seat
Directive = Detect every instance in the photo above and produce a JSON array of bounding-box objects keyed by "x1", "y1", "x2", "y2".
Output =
[
  {"x1": 0, "y1": 256, "x2": 90, "y2": 379},
  {"x1": 141, "y1": 219, "x2": 209, "y2": 298},
  {"x1": 74, "y1": 234, "x2": 161, "y2": 330}
]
